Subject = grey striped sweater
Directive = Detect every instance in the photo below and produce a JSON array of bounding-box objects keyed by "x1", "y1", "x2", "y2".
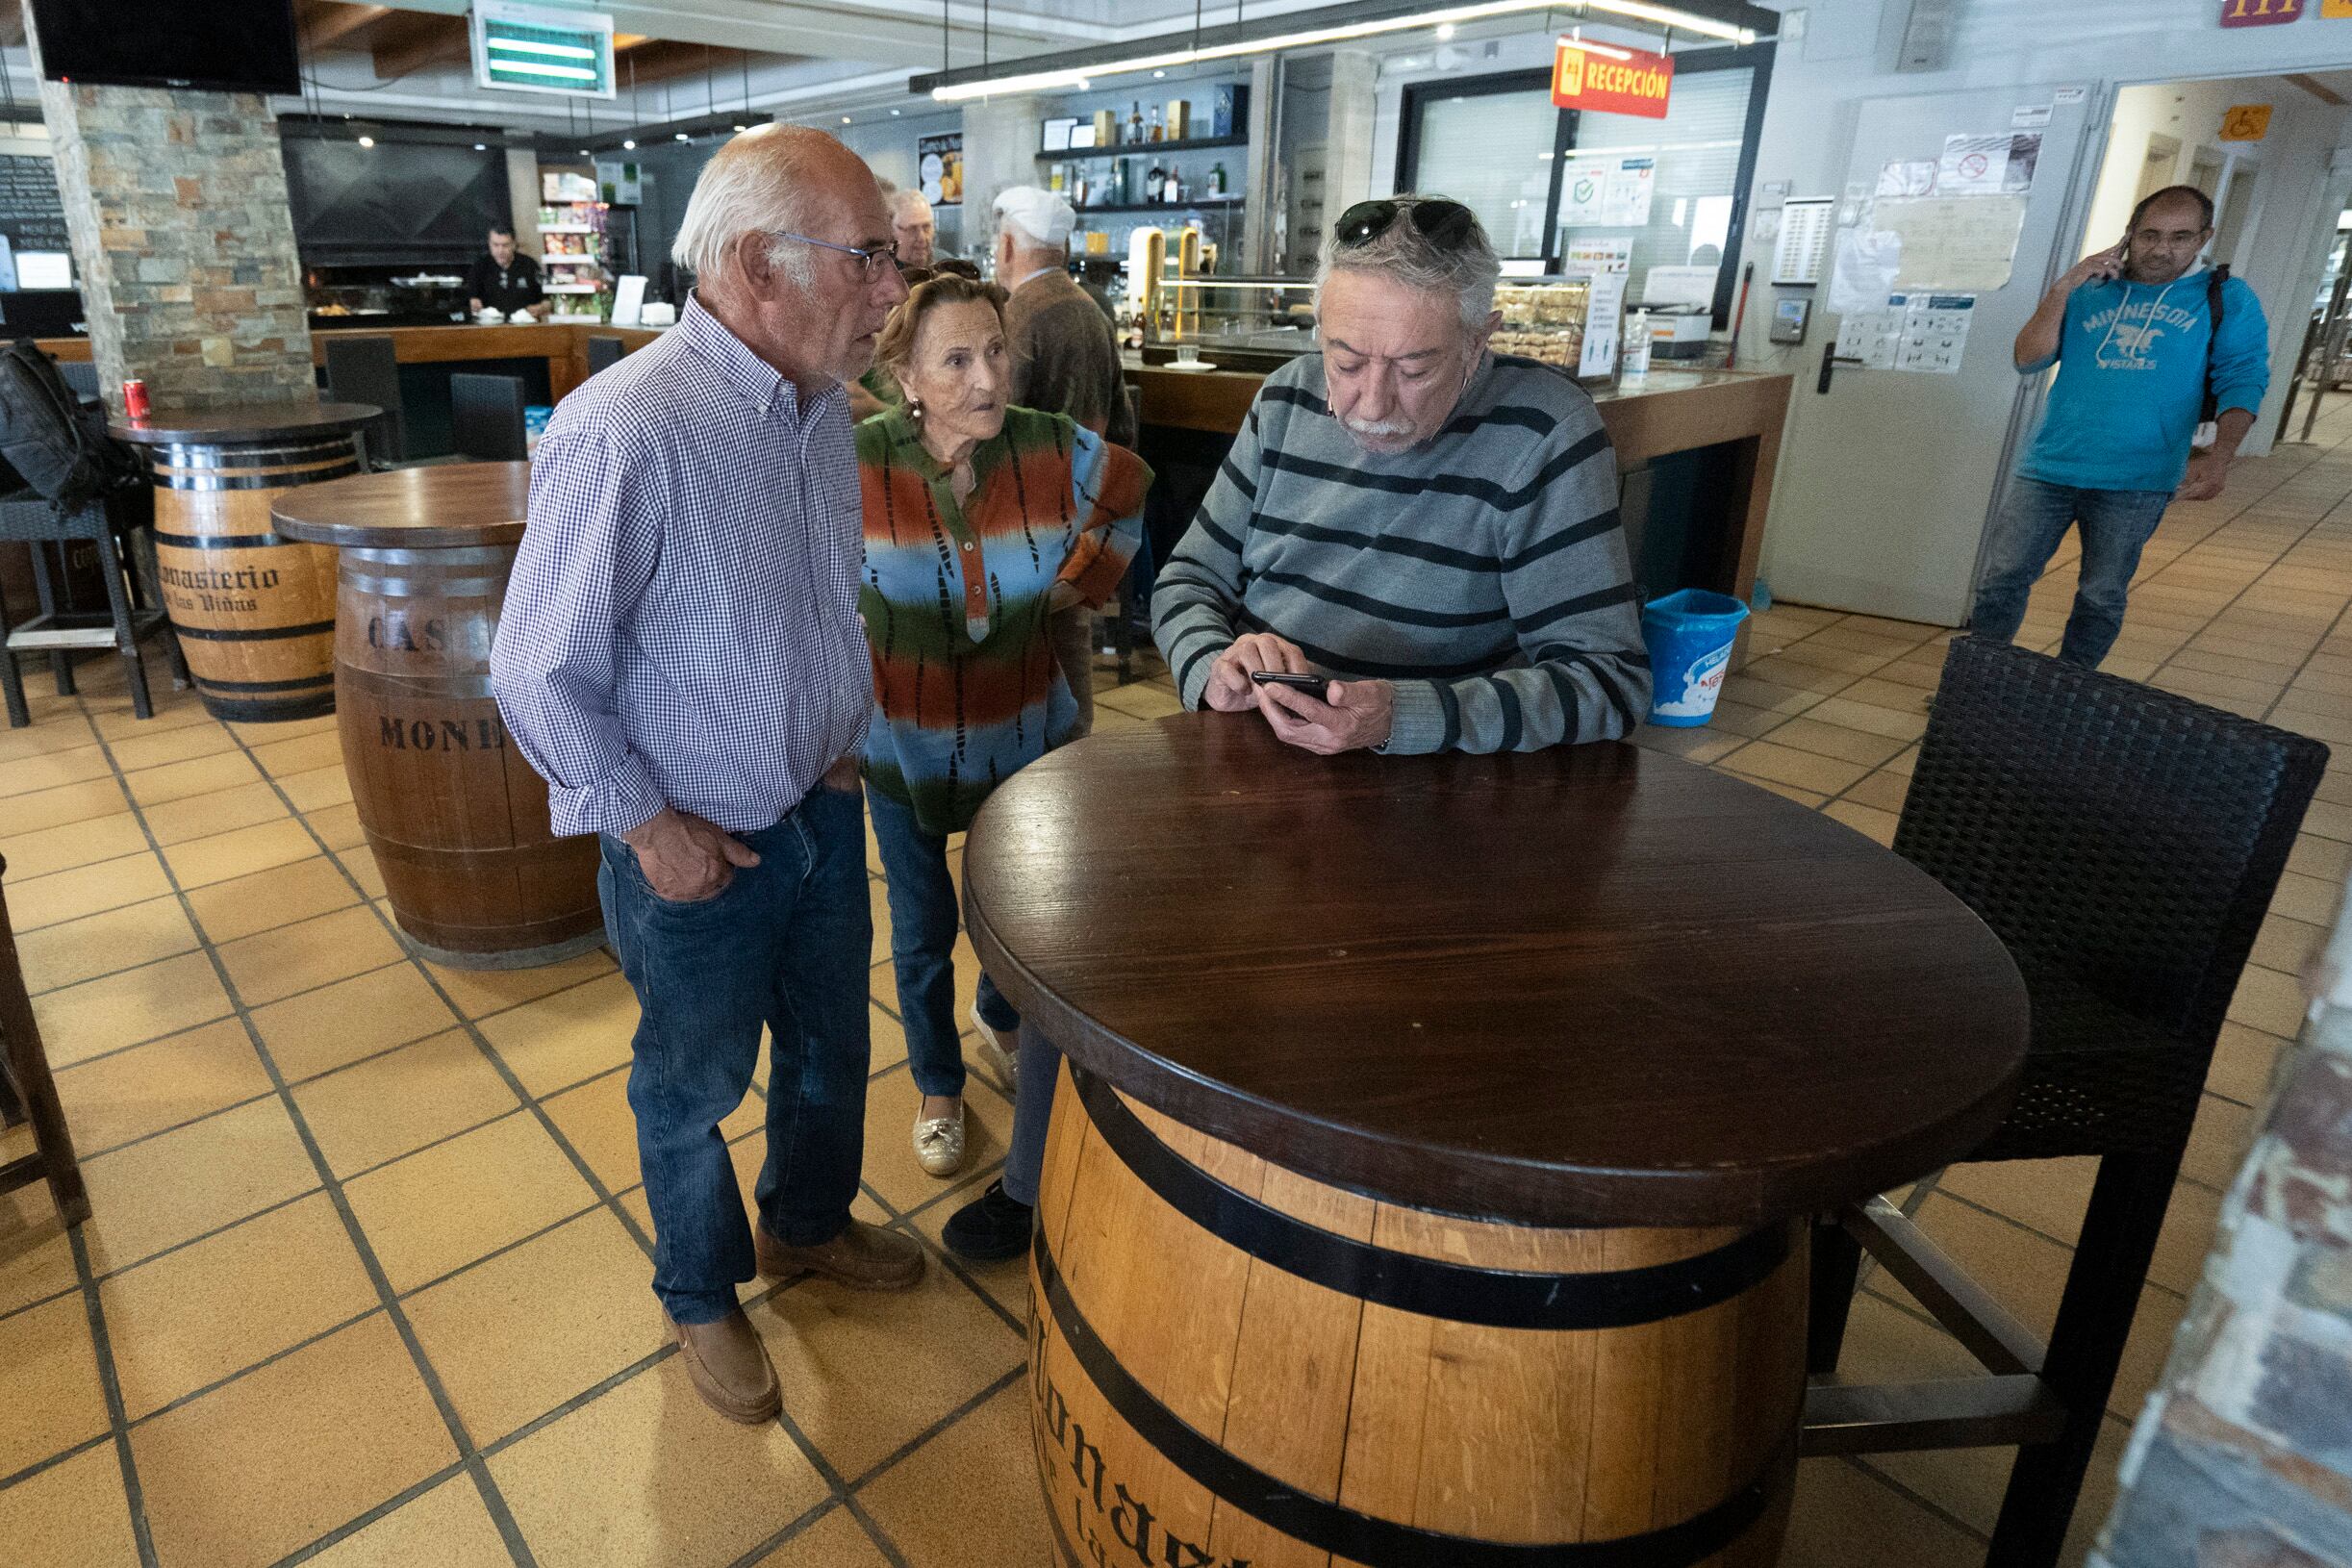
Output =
[{"x1": 1151, "y1": 351, "x2": 1651, "y2": 753}]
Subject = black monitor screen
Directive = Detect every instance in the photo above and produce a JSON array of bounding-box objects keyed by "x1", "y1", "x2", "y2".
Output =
[{"x1": 30, "y1": 0, "x2": 301, "y2": 96}]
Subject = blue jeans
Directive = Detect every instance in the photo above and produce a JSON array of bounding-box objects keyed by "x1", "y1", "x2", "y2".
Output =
[
  {"x1": 867, "y1": 787, "x2": 1021, "y2": 1100},
  {"x1": 1970, "y1": 476, "x2": 2175, "y2": 669},
  {"x1": 597, "y1": 785, "x2": 872, "y2": 1325},
  {"x1": 1002, "y1": 1031, "x2": 1061, "y2": 1206}
]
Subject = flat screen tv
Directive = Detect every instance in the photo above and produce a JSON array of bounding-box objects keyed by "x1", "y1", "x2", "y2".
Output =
[{"x1": 29, "y1": 0, "x2": 302, "y2": 96}]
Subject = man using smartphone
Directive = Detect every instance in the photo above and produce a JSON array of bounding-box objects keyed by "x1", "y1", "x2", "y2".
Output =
[{"x1": 1969, "y1": 185, "x2": 2270, "y2": 670}]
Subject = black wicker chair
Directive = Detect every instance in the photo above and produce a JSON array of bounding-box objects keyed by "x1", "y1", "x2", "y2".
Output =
[{"x1": 1802, "y1": 636, "x2": 2327, "y2": 1567}]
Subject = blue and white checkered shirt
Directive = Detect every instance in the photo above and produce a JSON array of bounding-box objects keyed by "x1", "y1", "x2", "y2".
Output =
[{"x1": 492, "y1": 296, "x2": 872, "y2": 838}]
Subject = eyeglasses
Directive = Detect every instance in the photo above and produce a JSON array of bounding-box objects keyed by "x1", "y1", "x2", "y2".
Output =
[
  {"x1": 770, "y1": 231, "x2": 902, "y2": 281},
  {"x1": 1331, "y1": 199, "x2": 1477, "y2": 251}
]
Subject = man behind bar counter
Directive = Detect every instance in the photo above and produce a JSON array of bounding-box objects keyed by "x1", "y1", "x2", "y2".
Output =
[
  {"x1": 492, "y1": 126, "x2": 917, "y2": 1427},
  {"x1": 464, "y1": 222, "x2": 548, "y2": 320}
]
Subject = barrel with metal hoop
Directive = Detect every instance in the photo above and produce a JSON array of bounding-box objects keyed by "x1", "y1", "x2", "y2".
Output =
[
  {"x1": 272, "y1": 462, "x2": 601, "y2": 970},
  {"x1": 112, "y1": 402, "x2": 378, "y2": 721},
  {"x1": 963, "y1": 720, "x2": 2033, "y2": 1567}
]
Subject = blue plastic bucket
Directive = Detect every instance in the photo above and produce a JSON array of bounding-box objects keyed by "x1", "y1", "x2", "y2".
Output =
[{"x1": 1640, "y1": 589, "x2": 1751, "y2": 727}]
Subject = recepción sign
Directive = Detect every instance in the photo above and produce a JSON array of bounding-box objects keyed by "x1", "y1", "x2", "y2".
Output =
[{"x1": 1552, "y1": 40, "x2": 1675, "y2": 120}]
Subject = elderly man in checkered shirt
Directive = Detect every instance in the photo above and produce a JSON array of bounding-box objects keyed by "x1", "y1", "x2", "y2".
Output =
[{"x1": 492, "y1": 126, "x2": 917, "y2": 1427}]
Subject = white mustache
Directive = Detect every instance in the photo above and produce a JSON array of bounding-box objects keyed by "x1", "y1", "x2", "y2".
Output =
[{"x1": 1342, "y1": 417, "x2": 1413, "y2": 438}]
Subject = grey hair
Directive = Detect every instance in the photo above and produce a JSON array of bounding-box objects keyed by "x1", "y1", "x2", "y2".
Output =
[
  {"x1": 888, "y1": 187, "x2": 932, "y2": 220},
  {"x1": 1312, "y1": 193, "x2": 1501, "y2": 331},
  {"x1": 670, "y1": 124, "x2": 834, "y2": 293}
]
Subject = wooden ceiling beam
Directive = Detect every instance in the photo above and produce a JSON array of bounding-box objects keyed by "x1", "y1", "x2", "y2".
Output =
[
  {"x1": 367, "y1": 11, "x2": 469, "y2": 80},
  {"x1": 300, "y1": 1, "x2": 393, "y2": 53}
]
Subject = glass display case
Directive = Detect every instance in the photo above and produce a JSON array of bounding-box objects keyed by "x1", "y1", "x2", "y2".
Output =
[
  {"x1": 1491, "y1": 278, "x2": 1594, "y2": 374},
  {"x1": 1148, "y1": 276, "x2": 1318, "y2": 367}
]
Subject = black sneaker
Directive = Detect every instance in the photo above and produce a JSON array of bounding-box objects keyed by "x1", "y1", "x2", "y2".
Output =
[{"x1": 942, "y1": 1180, "x2": 1033, "y2": 1262}]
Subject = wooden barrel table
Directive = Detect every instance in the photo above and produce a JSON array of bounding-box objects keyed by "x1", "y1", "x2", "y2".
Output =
[
  {"x1": 112, "y1": 402, "x2": 379, "y2": 721},
  {"x1": 270, "y1": 463, "x2": 600, "y2": 970},
  {"x1": 963, "y1": 719, "x2": 2030, "y2": 1568}
]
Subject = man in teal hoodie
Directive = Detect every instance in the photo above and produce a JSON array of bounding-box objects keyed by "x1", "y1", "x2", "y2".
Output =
[{"x1": 1970, "y1": 185, "x2": 2270, "y2": 668}]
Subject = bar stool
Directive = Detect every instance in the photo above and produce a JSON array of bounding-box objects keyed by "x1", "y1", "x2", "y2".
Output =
[
  {"x1": 0, "y1": 483, "x2": 184, "y2": 726},
  {"x1": 1803, "y1": 636, "x2": 2327, "y2": 1567},
  {"x1": 0, "y1": 852, "x2": 89, "y2": 1227},
  {"x1": 322, "y1": 334, "x2": 410, "y2": 468}
]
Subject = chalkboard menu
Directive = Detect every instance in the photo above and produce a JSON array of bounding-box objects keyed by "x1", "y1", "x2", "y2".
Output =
[{"x1": 0, "y1": 156, "x2": 70, "y2": 257}]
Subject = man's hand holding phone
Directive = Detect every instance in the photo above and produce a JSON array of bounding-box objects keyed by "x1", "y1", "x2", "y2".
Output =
[
  {"x1": 1255, "y1": 670, "x2": 1396, "y2": 755},
  {"x1": 2060, "y1": 240, "x2": 2126, "y2": 292},
  {"x1": 1202, "y1": 632, "x2": 1312, "y2": 711}
]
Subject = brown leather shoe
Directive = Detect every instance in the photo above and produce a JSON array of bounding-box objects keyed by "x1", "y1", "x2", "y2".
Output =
[
  {"x1": 665, "y1": 1308, "x2": 780, "y2": 1425},
  {"x1": 755, "y1": 1219, "x2": 925, "y2": 1291}
]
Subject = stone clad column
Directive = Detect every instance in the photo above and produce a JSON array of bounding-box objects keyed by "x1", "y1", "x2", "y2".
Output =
[{"x1": 28, "y1": 13, "x2": 313, "y2": 417}]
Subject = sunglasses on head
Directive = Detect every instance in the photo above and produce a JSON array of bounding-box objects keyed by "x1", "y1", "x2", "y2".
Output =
[{"x1": 1332, "y1": 198, "x2": 1477, "y2": 251}]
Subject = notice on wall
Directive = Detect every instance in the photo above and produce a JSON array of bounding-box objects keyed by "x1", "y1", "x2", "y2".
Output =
[
  {"x1": 1875, "y1": 194, "x2": 2029, "y2": 291},
  {"x1": 1773, "y1": 197, "x2": 1835, "y2": 286},
  {"x1": 919, "y1": 133, "x2": 964, "y2": 207},
  {"x1": 0, "y1": 156, "x2": 70, "y2": 261},
  {"x1": 1877, "y1": 159, "x2": 1936, "y2": 198},
  {"x1": 1834, "y1": 292, "x2": 1975, "y2": 373},
  {"x1": 1828, "y1": 224, "x2": 1902, "y2": 315},
  {"x1": 1579, "y1": 271, "x2": 1628, "y2": 379},
  {"x1": 1564, "y1": 236, "x2": 1632, "y2": 274},
  {"x1": 1937, "y1": 132, "x2": 2041, "y2": 195},
  {"x1": 1602, "y1": 158, "x2": 1656, "y2": 225},
  {"x1": 1559, "y1": 155, "x2": 1655, "y2": 227},
  {"x1": 2220, "y1": 104, "x2": 2274, "y2": 140}
]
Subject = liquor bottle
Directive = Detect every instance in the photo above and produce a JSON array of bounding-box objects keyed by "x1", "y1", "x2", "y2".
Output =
[
  {"x1": 1148, "y1": 106, "x2": 1164, "y2": 142},
  {"x1": 1072, "y1": 171, "x2": 1089, "y2": 207},
  {"x1": 1164, "y1": 166, "x2": 1182, "y2": 204},
  {"x1": 1146, "y1": 163, "x2": 1165, "y2": 204},
  {"x1": 1208, "y1": 162, "x2": 1227, "y2": 196},
  {"x1": 1127, "y1": 102, "x2": 1144, "y2": 143}
]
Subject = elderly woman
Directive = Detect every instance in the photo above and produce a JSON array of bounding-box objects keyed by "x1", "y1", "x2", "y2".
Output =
[{"x1": 857, "y1": 272, "x2": 1150, "y2": 1195}]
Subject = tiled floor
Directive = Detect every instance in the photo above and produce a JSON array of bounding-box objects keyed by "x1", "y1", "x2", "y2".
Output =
[{"x1": 6, "y1": 401, "x2": 2352, "y2": 1567}]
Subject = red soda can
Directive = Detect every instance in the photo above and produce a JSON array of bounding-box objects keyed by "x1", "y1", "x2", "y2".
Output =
[{"x1": 122, "y1": 379, "x2": 150, "y2": 419}]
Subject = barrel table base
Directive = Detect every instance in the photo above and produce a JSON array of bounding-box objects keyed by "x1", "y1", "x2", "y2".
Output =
[
  {"x1": 334, "y1": 544, "x2": 601, "y2": 970},
  {"x1": 148, "y1": 435, "x2": 357, "y2": 722},
  {"x1": 1030, "y1": 1062, "x2": 1808, "y2": 1568}
]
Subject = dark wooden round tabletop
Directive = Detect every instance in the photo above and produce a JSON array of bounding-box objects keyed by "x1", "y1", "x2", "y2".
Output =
[
  {"x1": 110, "y1": 400, "x2": 382, "y2": 446},
  {"x1": 962, "y1": 716, "x2": 2030, "y2": 1230},
  {"x1": 270, "y1": 462, "x2": 531, "y2": 550}
]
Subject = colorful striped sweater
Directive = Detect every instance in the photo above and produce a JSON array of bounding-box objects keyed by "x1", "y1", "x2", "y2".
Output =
[{"x1": 857, "y1": 404, "x2": 1151, "y2": 833}]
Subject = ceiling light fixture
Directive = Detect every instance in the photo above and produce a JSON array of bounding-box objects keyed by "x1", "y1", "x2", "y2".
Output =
[
  {"x1": 924, "y1": 0, "x2": 1748, "y2": 101},
  {"x1": 890, "y1": 108, "x2": 900, "y2": 115},
  {"x1": 621, "y1": 137, "x2": 636, "y2": 148},
  {"x1": 674, "y1": 130, "x2": 691, "y2": 140},
  {"x1": 1434, "y1": 22, "x2": 1456, "y2": 38},
  {"x1": 357, "y1": 134, "x2": 375, "y2": 147},
  {"x1": 842, "y1": 114, "x2": 852, "y2": 123},
  {"x1": 1557, "y1": 33, "x2": 1636, "y2": 61},
  {"x1": 474, "y1": 141, "x2": 488, "y2": 150}
]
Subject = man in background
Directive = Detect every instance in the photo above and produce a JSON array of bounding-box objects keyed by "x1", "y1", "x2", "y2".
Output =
[
  {"x1": 465, "y1": 222, "x2": 548, "y2": 319},
  {"x1": 884, "y1": 183, "x2": 940, "y2": 269},
  {"x1": 1969, "y1": 185, "x2": 2271, "y2": 669}
]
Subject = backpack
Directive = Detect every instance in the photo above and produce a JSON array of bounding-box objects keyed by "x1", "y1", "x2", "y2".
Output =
[
  {"x1": 2196, "y1": 265, "x2": 2230, "y2": 444},
  {"x1": 0, "y1": 339, "x2": 144, "y2": 514}
]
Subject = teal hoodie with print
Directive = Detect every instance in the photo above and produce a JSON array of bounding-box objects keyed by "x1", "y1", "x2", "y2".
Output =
[{"x1": 2017, "y1": 266, "x2": 2270, "y2": 493}]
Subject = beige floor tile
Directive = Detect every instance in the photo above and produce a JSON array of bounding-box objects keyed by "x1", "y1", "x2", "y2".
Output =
[
  {"x1": 4, "y1": 775, "x2": 131, "y2": 837},
  {"x1": 32, "y1": 949, "x2": 233, "y2": 1068},
  {"x1": 751, "y1": 1505, "x2": 894, "y2": 1567},
  {"x1": 405, "y1": 1207, "x2": 662, "y2": 1445},
  {"x1": 140, "y1": 778, "x2": 290, "y2": 847},
  {"x1": 867, "y1": 875, "x2": 892, "y2": 964},
  {"x1": 226, "y1": 714, "x2": 339, "y2": 746},
  {"x1": 15, "y1": 894, "x2": 199, "y2": 994},
  {"x1": 52, "y1": 1017, "x2": 269, "y2": 1156},
  {"x1": 2228, "y1": 963, "x2": 2310, "y2": 1039},
  {"x1": 78, "y1": 1096, "x2": 318, "y2": 1275},
  {"x1": 7, "y1": 852, "x2": 173, "y2": 932},
  {"x1": 163, "y1": 818, "x2": 320, "y2": 890},
  {"x1": 1823, "y1": 800, "x2": 1899, "y2": 847},
  {"x1": 1719, "y1": 674, "x2": 1826, "y2": 717},
  {"x1": 2182, "y1": 1092, "x2": 2257, "y2": 1190},
  {"x1": 1782, "y1": 1455, "x2": 1988, "y2": 1568},
  {"x1": 1800, "y1": 695, "x2": 1929, "y2": 742},
  {"x1": 1718, "y1": 740, "x2": 1870, "y2": 797},
  {"x1": 1730, "y1": 773, "x2": 1830, "y2": 809},
  {"x1": 1840, "y1": 769, "x2": 1911, "y2": 816},
  {"x1": 421, "y1": 948, "x2": 619, "y2": 1023},
  {"x1": 301, "y1": 1476, "x2": 515, "y2": 1568},
  {"x1": 0, "y1": 1440, "x2": 141, "y2": 1568},
  {"x1": 2207, "y1": 1021, "x2": 2289, "y2": 1108},
  {"x1": 89, "y1": 697, "x2": 215, "y2": 743},
  {"x1": 906, "y1": 1180, "x2": 1025, "y2": 1317},
  {"x1": 2269, "y1": 869, "x2": 2344, "y2": 926},
  {"x1": 215, "y1": 903, "x2": 407, "y2": 1007},
  {"x1": 308, "y1": 800, "x2": 369, "y2": 852},
  {"x1": 489, "y1": 1353, "x2": 830, "y2": 1568},
  {"x1": 131, "y1": 1315, "x2": 456, "y2": 1568},
  {"x1": 0, "y1": 745, "x2": 113, "y2": 799},
  {"x1": 1731, "y1": 654, "x2": 1855, "y2": 695},
  {"x1": 858, "y1": 1379, "x2": 1052, "y2": 1567},
  {"x1": 0, "y1": 1292, "x2": 110, "y2": 1477},
  {"x1": 1, "y1": 811, "x2": 149, "y2": 880},
  {"x1": 2288, "y1": 831, "x2": 2352, "y2": 885},
  {"x1": 248, "y1": 728, "x2": 345, "y2": 778},
  {"x1": 102, "y1": 1191, "x2": 378, "y2": 1419},
  {"x1": 279, "y1": 762, "x2": 355, "y2": 813},
  {"x1": 542, "y1": 1069, "x2": 649, "y2": 1194},
  {"x1": 105, "y1": 720, "x2": 238, "y2": 773},
  {"x1": 752, "y1": 1258, "x2": 1021, "y2": 1481},
  {"x1": 871, "y1": 1004, "x2": 910, "y2": 1075},
  {"x1": 2301, "y1": 797, "x2": 2352, "y2": 844},
  {"x1": 861, "y1": 1062, "x2": 1014, "y2": 1216},
  {"x1": 1630, "y1": 724, "x2": 1745, "y2": 764},
  {"x1": 123, "y1": 748, "x2": 262, "y2": 807},
  {"x1": 341, "y1": 843, "x2": 389, "y2": 898},
  {"x1": 477, "y1": 971, "x2": 640, "y2": 1098},
  {"x1": 1757, "y1": 716, "x2": 1909, "y2": 769},
  {"x1": 294, "y1": 1029, "x2": 524, "y2": 1178},
  {"x1": 182, "y1": 854, "x2": 359, "y2": 945},
  {"x1": 343, "y1": 1111, "x2": 597, "y2": 1293},
  {"x1": 250, "y1": 962, "x2": 459, "y2": 1083},
  {"x1": 1696, "y1": 696, "x2": 1786, "y2": 740},
  {"x1": 0, "y1": 1182, "x2": 82, "y2": 1317}
]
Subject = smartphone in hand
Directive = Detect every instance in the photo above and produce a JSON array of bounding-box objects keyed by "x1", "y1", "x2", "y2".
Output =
[{"x1": 1250, "y1": 670, "x2": 1335, "y2": 703}]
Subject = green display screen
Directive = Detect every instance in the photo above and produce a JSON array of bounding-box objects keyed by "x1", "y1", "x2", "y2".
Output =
[{"x1": 472, "y1": 2, "x2": 616, "y2": 99}]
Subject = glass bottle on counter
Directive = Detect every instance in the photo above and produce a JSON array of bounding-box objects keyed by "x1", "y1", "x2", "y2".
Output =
[
  {"x1": 1127, "y1": 102, "x2": 1145, "y2": 143},
  {"x1": 1163, "y1": 165, "x2": 1183, "y2": 204},
  {"x1": 1148, "y1": 106, "x2": 1164, "y2": 142},
  {"x1": 1207, "y1": 162, "x2": 1227, "y2": 196},
  {"x1": 1145, "y1": 163, "x2": 1165, "y2": 204}
]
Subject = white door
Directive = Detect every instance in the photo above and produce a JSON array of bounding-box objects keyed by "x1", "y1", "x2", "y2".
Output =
[{"x1": 1760, "y1": 84, "x2": 2106, "y2": 625}]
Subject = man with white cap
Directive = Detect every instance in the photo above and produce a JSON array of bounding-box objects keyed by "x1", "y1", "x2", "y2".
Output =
[{"x1": 990, "y1": 185, "x2": 1139, "y2": 745}]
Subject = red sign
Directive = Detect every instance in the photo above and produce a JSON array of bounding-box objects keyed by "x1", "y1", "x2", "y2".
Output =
[
  {"x1": 1552, "y1": 40, "x2": 1674, "y2": 119},
  {"x1": 2220, "y1": 0, "x2": 2304, "y2": 25}
]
